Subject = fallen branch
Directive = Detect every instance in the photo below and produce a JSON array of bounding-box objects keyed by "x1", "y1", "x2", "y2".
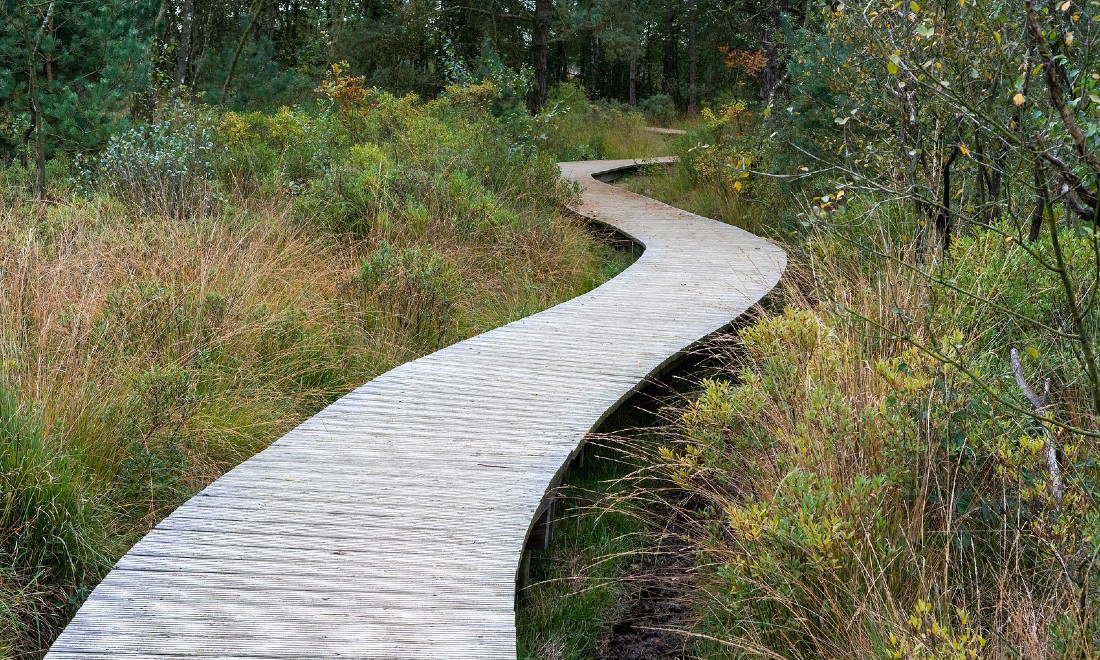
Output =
[{"x1": 1011, "y1": 348, "x2": 1064, "y2": 505}]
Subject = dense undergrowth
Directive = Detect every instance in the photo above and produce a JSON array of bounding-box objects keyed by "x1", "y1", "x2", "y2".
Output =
[
  {"x1": 548, "y1": 145, "x2": 1100, "y2": 660},
  {"x1": 624, "y1": 154, "x2": 1100, "y2": 659},
  {"x1": 0, "y1": 73, "x2": 657, "y2": 656}
]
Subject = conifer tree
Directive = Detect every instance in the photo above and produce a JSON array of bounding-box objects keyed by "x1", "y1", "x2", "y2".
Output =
[{"x1": 0, "y1": 0, "x2": 151, "y2": 194}]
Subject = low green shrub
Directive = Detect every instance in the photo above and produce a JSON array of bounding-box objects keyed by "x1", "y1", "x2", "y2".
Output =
[
  {"x1": 441, "y1": 170, "x2": 520, "y2": 241},
  {"x1": 356, "y1": 241, "x2": 459, "y2": 346},
  {"x1": 220, "y1": 106, "x2": 338, "y2": 186},
  {"x1": 110, "y1": 363, "x2": 197, "y2": 526},
  {"x1": 81, "y1": 105, "x2": 223, "y2": 221},
  {"x1": 637, "y1": 93, "x2": 676, "y2": 125},
  {"x1": 295, "y1": 142, "x2": 396, "y2": 237}
]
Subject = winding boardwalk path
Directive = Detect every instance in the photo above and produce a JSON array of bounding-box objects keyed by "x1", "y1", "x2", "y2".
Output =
[{"x1": 47, "y1": 157, "x2": 785, "y2": 659}]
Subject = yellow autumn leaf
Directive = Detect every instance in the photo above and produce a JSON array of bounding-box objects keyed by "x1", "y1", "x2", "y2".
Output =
[
  {"x1": 1066, "y1": 31, "x2": 1074, "y2": 45},
  {"x1": 1060, "y1": 0, "x2": 1071, "y2": 10},
  {"x1": 733, "y1": 181, "x2": 743, "y2": 192},
  {"x1": 960, "y1": 144, "x2": 970, "y2": 155},
  {"x1": 1013, "y1": 92, "x2": 1025, "y2": 106}
]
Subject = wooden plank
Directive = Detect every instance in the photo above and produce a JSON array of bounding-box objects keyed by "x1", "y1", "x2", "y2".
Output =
[{"x1": 46, "y1": 156, "x2": 785, "y2": 659}]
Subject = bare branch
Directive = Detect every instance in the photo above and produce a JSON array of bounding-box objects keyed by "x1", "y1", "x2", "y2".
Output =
[{"x1": 1011, "y1": 348, "x2": 1064, "y2": 505}]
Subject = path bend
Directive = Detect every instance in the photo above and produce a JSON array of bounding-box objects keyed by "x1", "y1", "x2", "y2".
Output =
[{"x1": 46, "y1": 158, "x2": 785, "y2": 659}]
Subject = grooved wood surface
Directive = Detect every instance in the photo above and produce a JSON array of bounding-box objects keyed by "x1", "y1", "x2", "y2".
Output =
[{"x1": 46, "y1": 158, "x2": 785, "y2": 659}]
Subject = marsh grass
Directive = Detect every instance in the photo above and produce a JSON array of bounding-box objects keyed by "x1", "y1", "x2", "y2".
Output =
[
  {"x1": 540, "y1": 84, "x2": 671, "y2": 162},
  {"x1": 517, "y1": 437, "x2": 650, "y2": 660},
  {"x1": 616, "y1": 162, "x2": 782, "y2": 241},
  {"x1": 600, "y1": 232, "x2": 1100, "y2": 658},
  {"x1": 515, "y1": 339, "x2": 758, "y2": 660}
]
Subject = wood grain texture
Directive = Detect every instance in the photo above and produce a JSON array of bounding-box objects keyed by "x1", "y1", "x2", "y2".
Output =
[{"x1": 46, "y1": 157, "x2": 785, "y2": 659}]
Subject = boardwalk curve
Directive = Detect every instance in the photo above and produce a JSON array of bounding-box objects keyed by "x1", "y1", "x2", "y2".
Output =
[{"x1": 47, "y1": 157, "x2": 785, "y2": 659}]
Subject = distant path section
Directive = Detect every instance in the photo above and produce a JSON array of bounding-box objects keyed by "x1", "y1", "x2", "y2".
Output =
[{"x1": 46, "y1": 156, "x2": 785, "y2": 659}]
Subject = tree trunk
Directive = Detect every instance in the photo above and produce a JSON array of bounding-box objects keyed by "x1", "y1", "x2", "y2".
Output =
[
  {"x1": 222, "y1": 0, "x2": 268, "y2": 101},
  {"x1": 527, "y1": 0, "x2": 551, "y2": 113},
  {"x1": 45, "y1": 11, "x2": 54, "y2": 86},
  {"x1": 553, "y1": 40, "x2": 567, "y2": 84},
  {"x1": 1029, "y1": 158, "x2": 1048, "y2": 242},
  {"x1": 19, "y1": 0, "x2": 54, "y2": 200},
  {"x1": 986, "y1": 138, "x2": 1007, "y2": 225},
  {"x1": 628, "y1": 51, "x2": 637, "y2": 106},
  {"x1": 175, "y1": 0, "x2": 195, "y2": 89},
  {"x1": 937, "y1": 143, "x2": 961, "y2": 252},
  {"x1": 687, "y1": 4, "x2": 697, "y2": 114},
  {"x1": 662, "y1": 7, "x2": 676, "y2": 96},
  {"x1": 594, "y1": 34, "x2": 602, "y2": 99},
  {"x1": 760, "y1": 0, "x2": 789, "y2": 101}
]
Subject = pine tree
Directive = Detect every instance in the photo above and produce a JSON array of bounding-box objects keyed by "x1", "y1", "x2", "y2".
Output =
[{"x1": 0, "y1": 0, "x2": 151, "y2": 193}]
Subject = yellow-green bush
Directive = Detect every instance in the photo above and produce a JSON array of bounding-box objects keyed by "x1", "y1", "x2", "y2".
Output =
[{"x1": 657, "y1": 247, "x2": 1100, "y2": 657}]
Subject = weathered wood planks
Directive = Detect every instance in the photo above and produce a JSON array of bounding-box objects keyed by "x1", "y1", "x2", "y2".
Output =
[{"x1": 46, "y1": 157, "x2": 785, "y2": 659}]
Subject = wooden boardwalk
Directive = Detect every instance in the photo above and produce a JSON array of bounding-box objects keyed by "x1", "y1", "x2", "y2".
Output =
[{"x1": 47, "y1": 157, "x2": 785, "y2": 659}]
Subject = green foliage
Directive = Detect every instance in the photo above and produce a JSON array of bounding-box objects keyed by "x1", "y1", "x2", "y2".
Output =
[
  {"x1": 220, "y1": 106, "x2": 337, "y2": 185},
  {"x1": 637, "y1": 94, "x2": 675, "y2": 124},
  {"x1": 295, "y1": 142, "x2": 396, "y2": 236},
  {"x1": 466, "y1": 40, "x2": 532, "y2": 120},
  {"x1": 782, "y1": 24, "x2": 858, "y2": 137},
  {"x1": 443, "y1": 170, "x2": 521, "y2": 240},
  {"x1": 0, "y1": 0, "x2": 151, "y2": 162},
  {"x1": 198, "y1": 37, "x2": 318, "y2": 111},
  {"x1": 932, "y1": 230, "x2": 1100, "y2": 387}
]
